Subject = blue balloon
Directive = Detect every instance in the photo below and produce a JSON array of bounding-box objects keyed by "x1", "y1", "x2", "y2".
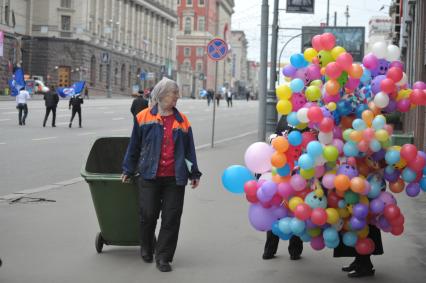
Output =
[
  {"x1": 372, "y1": 116, "x2": 386, "y2": 130},
  {"x1": 279, "y1": 232, "x2": 293, "y2": 240},
  {"x1": 290, "y1": 78, "x2": 305, "y2": 93},
  {"x1": 360, "y1": 68, "x2": 372, "y2": 84},
  {"x1": 337, "y1": 100, "x2": 352, "y2": 116},
  {"x1": 278, "y1": 217, "x2": 292, "y2": 234},
  {"x1": 286, "y1": 112, "x2": 300, "y2": 127},
  {"x1": 290, "y1": 53, "x2": 308, "y2": 68},
  {"x1": 300, "y1": 232, "x2": 312, "y2": 242},
  {"x1": 343, "y1": 142, "x2": 359, "y2": 157},
  {"x1": 307, "y1": 141, "x2": 323, "y2": 157},
  {"x1": 342, "y1": 232, "x2": 357, "y2": 247},
  {"x1": 369, "y1": 139, "x2": 382, "y2": 152},
  {"x1": 288, "y1": 131, "x2": 302, "y2": 146},
  {"x1": 423, "y1": 165, "x2": 426, "y2": 175},
  {"x1": 355, "y1": 104, "x2": 369, "y2": 118},
  {"x1": 402, "y1": 168, "x2": 417, "y2": 183},
  {"x1": 298, "y1": 154, "x2": 315, "y2": 170},
  {"x1": 338, "y1": 200, "x2": 347, "y2": 208},
  {"x1": 352, "y1": 119, "x2": 367, "y2": 131},
  {"x1": 290, "y1": 218, "x2": 306, "y2": 235},
  {"x1": 277, "y1": 164, "x2": 291, "y2": 176},
  {"x1": 271, "y1": 220, "x2": 281, "y2": 237},
  {"x1": 221, "y1": 165, "x2": 255, "y2": 194},
  {"x1": 323, "y1": 227, "x2": 339, "y2": 242},
  {"x1": 420, "y1": 177, "x2": 426, "y2": 192},
  {"x1": 325, "y1": 238, "x2": 340, "y2": 249},
  {"x1": 385, "y1": 150, "x2": 400, "y2": 165}
]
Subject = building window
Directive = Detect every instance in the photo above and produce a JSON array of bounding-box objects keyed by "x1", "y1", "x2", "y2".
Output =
[
  {"x1": 61, "y1": 0, "x2": 71, "y2": 8},
  {"x1": 177, "y1": 0, "x2": 181, "y2": 5},
  {"x1": 184, "y1": 47, "x2": 191, "y2": 57},
  {"x1": 183, "y1": 59, "x2": 191, "y2": 71},
  {"x1": 90, "y1": 55, "x2": 96, "y2": 86},
  {"x1": 196, "y1": 61, "x2": 203, "y2": 72},
  {"x1": 121, "y1": 64, "x2": 126, "y2": 90},
  {"x1": 196, "y1": 47, "x2": 204, "y2": 57},
  {"x1": 199, "y1": 0, "x2": 205, "y2": 6},
  {"x1": 114, "y1": 67, "x2": 118, "y2": 85},
  {"x1": 187, "y1": 0, "x2": 192, "y2": 6},
  {"x1": 99, "y1": 64, "x2": 103, "y2": 82},
  {"x1": 61, "y1": 15, "x2": 71, "y2": 31},
  {"x1": 128, "y1": 71, "x2": 132, "y2": 88},
  {"x1": 184, "y1": 17, "x2": 191, "y2": 34},
  {"x1": 197, "y1": 17, "x2": 205, "y2": 31}
]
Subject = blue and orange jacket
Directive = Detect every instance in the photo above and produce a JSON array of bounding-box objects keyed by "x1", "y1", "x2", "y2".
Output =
[{"x1": 122, "y1": 104, "x2": 202, "y2": 186}]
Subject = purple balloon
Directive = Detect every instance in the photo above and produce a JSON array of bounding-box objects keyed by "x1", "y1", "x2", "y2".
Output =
[
  {"x1": 248, "y1": 204, "x2": 276, "y2": 231},
  {"x1": 378, "y1": 191, "x2": 397, "y2": 206},
  {"x1": 371, "y1": 75, "x2": 386, "y2": 94},
  {"x1": 282, "y1": 65, "x2": 297, "y2": 77},
  {"x1": 337, "y1": 164, "x2": 359, "y2": 179},
  {"x1": 257, "y1": 188, "x2": 272, "y2": 203},
  {"x1": 378, "y1": 215, "x2": 390, "y2": 230},
  {"x1": 306, "y1": 64, "x2": 321, "y2": 81},
  {"x1": 306, "y1": 219, "x2": 317, "y2": 229},
  {"x1": 406, "y1": 182, "x2": 421, "y2": 197},
  {"x1": 371, "y1": 149, "x2": 386, "y2": 162},
  {"x1": 370, "y1": 198, "x2": 385, "y2": 214},
  {"x1": 383, "y1": 99, "x2": 397, "y2": 113},
  {"x1": 290, "y1": 174, "x2": 307, "y2": 191},
  {"x1": 413, "y1": 81, "x2": 426, "y2": 90},
  {"x1": 277, "y1": 182, "x2": 294, "y2": 199},
  {"x1": 272, "y1": 206, "x2": 288, "y2": 219},
  {"x1": 310, "y1": 236, "x2": 325, "y2": 250},
  {"x1": 261, "y1": 181, "x2": 277, "y2": 197},
  {"x1": 371, "y1": 59, "x2": 390, "y2": 77},
  {"x1": 350, "y1": 217, "x2": 366, "y2": 230},
  {"x1": 384, "y1": 169, "x2": 400, "y2": 183},
  {"x1": 353, "y1": 203, "x2": 369, "y2": 219}
]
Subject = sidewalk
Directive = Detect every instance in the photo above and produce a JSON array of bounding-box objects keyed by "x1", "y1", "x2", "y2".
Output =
[{"x1": 0, "y1": 134, "x2": 426, "y2": 283}]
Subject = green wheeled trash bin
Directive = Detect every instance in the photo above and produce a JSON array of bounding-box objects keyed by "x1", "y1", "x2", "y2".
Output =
[{"x1": 81, "y1": 137, "x2": 140, "y2": 253}]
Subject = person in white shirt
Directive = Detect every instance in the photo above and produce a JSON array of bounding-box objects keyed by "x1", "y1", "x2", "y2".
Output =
[{"x1": 16, "y1": 88, "x2": 30, "y2": 126}]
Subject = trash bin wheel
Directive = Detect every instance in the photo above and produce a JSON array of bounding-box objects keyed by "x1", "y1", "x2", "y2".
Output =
[{"x1": 95, "y1": 232, "x2": 104, "y2": 253}]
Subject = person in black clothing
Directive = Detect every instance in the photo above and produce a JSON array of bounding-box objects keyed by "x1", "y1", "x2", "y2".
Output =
[
  {"x1": 43, "y1": 86, "x2": 59, "y2": 127},
  {"x1": 130, "y1": 90, "x2": 149, "y2": 119},
  {"x1": 69, "y1": 94, "x2": 84, "y2": 128},
  {"x1": 207, "y1": 89, "x2": 214, "y2": 106},
  {"x1": 263, "y1": 115, "x2": 303, "y2": 260}
]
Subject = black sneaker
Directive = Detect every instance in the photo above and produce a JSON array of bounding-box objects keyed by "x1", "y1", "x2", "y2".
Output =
[
  {"x1": 347, "y1": 268, "x2": 375, "y2": 278},
  {"x1": 262, "y1": 251, "x2": 276, "y2": 260},
  {"x1": 69, "y1": 123, "x2": 72, "y2": 128},
  {"x1": 156, "y1": 260, "x2": 172, "y2": 272},
  {"x1": 342, "y1": 261, "x2": 358, "y2": 272},
  {"x1": 290, "y1": 253, "x2": 301, "y2": 260}
]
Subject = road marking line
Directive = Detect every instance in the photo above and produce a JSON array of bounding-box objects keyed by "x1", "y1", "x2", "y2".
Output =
[
  {"x1": 77, "y1": 132, "x2": 96, "y2": 136},
  {"x1": 112, "y1": 117, "x2": 124, "y2": 120},
  {"x1": 195, "y1": 130, "x2": 257, "y2": 150},
  {"x1": 2, "y1": 111, "x2": 16, "y2": 115},
  {"x1": 0, "y1": 118, "x2": 11, "y2": 122},
  {"x1": 104, "y1": 111, "x2": 115, "y2": 114},
  {"x1": 32, "y1": 136, "x2": 57, "y2": 141}
]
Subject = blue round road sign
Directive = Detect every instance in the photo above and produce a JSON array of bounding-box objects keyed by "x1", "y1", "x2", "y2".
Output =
[{"x1": 207, "y1": 38, "x2": 228, "y2": 61}]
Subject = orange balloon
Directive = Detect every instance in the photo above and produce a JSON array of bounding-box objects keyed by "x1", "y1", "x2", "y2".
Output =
[
  {"x1": 350, "y1": 177, "x2": 366, "y2": 194},
  {"x1": 334, "y1": 174, "x2": 350, "y2": 192},
  {"x1": 320, "y1": 67, "x2": 326, "y2": 76},
  {"x1": 368, "y1": 101, "x2": 381, "y2": 115},
  {"x1": 271, "y1": 136, "x2": 289, "y2": 153},
  {"x1": 361, "y1": 110, "x2": 374, "y2": 126},
  {"x1": 348, "y1": 64, "x2": 363, "y2": 79},
  {"x1": 325, "y1": 79, "x2": 340, "y2": 95},
  {"x1": 271, "y1": 152, "x2": 287, "y2": 168},
  {"x1": 389, "y1": 178, "x2": 405, "y2": 193},
  {"x1": 349, "y1": 130, "x2": 363, "y2": 142},
  {"x1": 272, "y1": 174, "x2": 290, "y2": 183}
]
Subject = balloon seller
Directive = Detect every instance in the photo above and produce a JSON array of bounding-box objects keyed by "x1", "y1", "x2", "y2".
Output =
[{"x1": 222, "y1": 33, "x2": 426, "y2": 278}]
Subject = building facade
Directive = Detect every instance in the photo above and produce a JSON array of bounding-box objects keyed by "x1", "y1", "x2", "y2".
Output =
[
  {"x1": 2, "y1": 0, "x2": 178, "y2": 97},
  {"x1": 230, "y1": 30, "x2": 248, "y2": 98},
  {"x1": 366, "y1": 16, "x2": 393, "y2": 51},
  {"x1": 176, "y1": 0, "x2": 234, "y2": 97},
  {"x1": 246, "y1": 60, "x2": 259, "y2": 100}
]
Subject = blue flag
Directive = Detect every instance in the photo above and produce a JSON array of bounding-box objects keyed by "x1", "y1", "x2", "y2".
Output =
[
  {"x1": 8, "y1": 68, "x2": 26, "y2": 97},
  {"x1": 57, "y1": 81, "x2": 86, "y2": 98}
]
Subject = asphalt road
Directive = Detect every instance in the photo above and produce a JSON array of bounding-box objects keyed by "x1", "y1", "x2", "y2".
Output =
[{"x1": 0, "y1": 97, "x2": 257, "y2": 196}]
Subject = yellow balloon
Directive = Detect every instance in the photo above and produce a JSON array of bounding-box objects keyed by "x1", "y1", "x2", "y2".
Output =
[
  {"x1": 307, "y1": 228, "x2": 322, "y2": 237},
  {"x1": 331, "y1": 46, "x2": 346, "y2": 60},
  {"x1": 296, "y1": 123, "x2": 308, "y2": 130},
  {"x1": 304, "y1": 48, "x2": 318, "y2": 62},
  {"x1": 305, "y1": 85, "x2": 322, "y2": 101},
  {"x1": 276, "y1": 84, "x2": 292, "y2": 100},
  {"x1": 310, "y1": 79, "x2": 323, "y2": 88},
  {"x1": 394, "y1": 158, "x2": 407, "y2": 170},
  {"x1": 397, "y1": 89, "x2": 411, "y2": 101},
  {"x1": 326, "y1": 208, "x2": 340, "y2": 224},
  {"x1": 357, "y1": 225, "x2": 370, "y2": 239},
  {"x1": 327, "y1": 102, "x2": 337, "y2": 111},
  {"x1": 276, "y1": 99, "x2": 293, "y2": 115},
  {"x1": 338, "y1": 207, "x2": 350, "y2": 218},
  {"x1": 359, "y1": 195, "x2": 369, "y2": 205},
  {"x1": 300, "y1": 168, "x2": 315, "y2": 179},
  {"x1": 289, "y1": 196, "x2": 304, "y2": 212},
  {"x1": 375, "y1": 129, "x2": 389, "y2": 142}
]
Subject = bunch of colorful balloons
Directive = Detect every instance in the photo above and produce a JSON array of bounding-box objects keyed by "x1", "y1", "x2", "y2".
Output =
[{"x1": 222, "y1": 32, "x2": 426, "y2": 255}]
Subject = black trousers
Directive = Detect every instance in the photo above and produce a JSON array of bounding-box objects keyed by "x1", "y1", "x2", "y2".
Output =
[
  {"x1": 226, "y1": 98, "x2": 233, "y2": 107},
  {"x1": 17, "y1": 103, "x2": 28, "y2": 125},
  {"x1": 138, "y1": 177, "x2": 185, "y2": 262},
  {"x1": 43, "y1": 107, "x2": 57, "y2": 126},
  {"x1": 70, "y1": 107, "x2": 82, "y2": 126},
  {"x1": 264, "y1": 231, "x2": 303, "y2": 256}
]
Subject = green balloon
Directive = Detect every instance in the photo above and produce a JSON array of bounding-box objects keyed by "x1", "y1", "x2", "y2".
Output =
[
  {"x1": 344, "y1": 191, "x2": 359, "y2": 205},
  {"x1": 323, "y1": 145, "x2": 339, "y2": 161},
  {"x1": 343, "y1": 129, "x2": 354, "y2": 141}
]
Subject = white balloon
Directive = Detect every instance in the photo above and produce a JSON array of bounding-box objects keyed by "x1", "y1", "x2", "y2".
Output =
[
  {"x1": 386, "y1": 44, "x2": 401, "y2": 61},
  {"x1": 315, "y1": 155, "x2": 327, "y2": 166},
  {"x1": 372, "y1": 41, "x2": 388, "y2": 59},
  {"x1": 318, "y1": 131, "x2": 333, "y2": 145},
  {"x1": 259, "y1": 172, "x2": 272, "y2": 181},
  {"x1": 296, "y1": 108, "x2": 309, "y2": 123},
  {"x1": 374, "y1": 92, "x2": 390, "y2": 108},
  {"x1": 396, "y1": 72, "x2": 407, "y2": 86}
]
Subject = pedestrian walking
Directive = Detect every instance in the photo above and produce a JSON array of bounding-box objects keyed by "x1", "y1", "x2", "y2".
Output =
[
  {"x1": 215, "y1": 91, "x2": 221, "y2": 107},
  {"x1": 122, "y1": 77, "x2": 202, "y2": 272},
  {"x1": 69, "y1": 94, "x2": 84, "y2": 128},
  {"x1": 43, "y1": 86, "x2": 59, "y2": 127},
  {"x1": 207, "y1": 89, "x2": 214, "y2": 106},
  {"x1": 263, "y1": 115, "x2": 303, "y2": 261},
  {"x1": 226, "y1": 90, "x2": 233, "y2": 107},
  {"x1": 84, "y1": 86, "x2": 89, "y2": 99},
  {"x1": 16, "y1": 87, "x2": 30, "y2": 126},
  {"x1": 130, "y1": 90, "x2": 149, "y2": 120},
  {"x1": 246, "y1": 90, "x2": 250, "y2": 101}
]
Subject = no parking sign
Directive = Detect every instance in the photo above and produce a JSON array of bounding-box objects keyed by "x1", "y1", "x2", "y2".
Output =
[{"x1": 207, "y1": 38, "x2": 228, "y2": 61}]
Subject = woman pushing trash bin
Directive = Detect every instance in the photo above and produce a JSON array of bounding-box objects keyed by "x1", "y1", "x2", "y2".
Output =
[{"x1": 121, "y1": 77, "x2": 202, "y2": 272}]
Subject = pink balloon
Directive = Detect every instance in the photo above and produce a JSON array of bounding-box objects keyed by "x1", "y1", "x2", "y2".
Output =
[
  {"x1": 384, "y1": 124, "x2": 394, "y2": 135},
  {"x1": 320, "y1": 33, "x2": 336, "y2": 50},
  {"x1": 277, "y1": 182, "x2": 294, "y2": 199},
  {"x1": 315, "y1": 165, "x2": 326, "y2": 178},
  {"x1": 307, "y1": 106, "x2": 324, "y2": 122},
  {"x1": 306, "y1": 64, "x2": 322, "y2": 81},
  {"x1": 312, "y1": 35, "x2": 323, "y2": 51},
  {"x1": 336, "y1": 52, "x2": 353, "y2": 71},
  {"x1": 413, "y1": 81, "x2": 426, "y2": 90},
  {"x1": 294, "y1": 203, "x2": 313, "y2": 221},
  {"x1": 311, "y1": 236, "x2": 325, "y2": 250},
  {"x1": 244, "y1": 142, "x2": 274, "y2": 173},
  {"x1": 331, "y1": 139, "x2": 344, "y2": 154},
  {"x1": 323, "y1": 93, "x2": 340, "y2": 103},
  {"x1": 363, "y1": 128, "x2": 375, "y2": 141},
  {"x1": 333, "y1": 127, "x2": 343, "y2": 140},
  {"x1": 345, "y1": 78, "x2": 360, "y2": 90},
  {"x1": 311, "y1": 207, "x2": 328, "y2": 225},
  {"x1": 325, "y1": 62, "x2": 342, "y2": 79},
  {"x1": 363, "y1": 53, "x2": 379, "y2": 70},
  {"x1": 290, "y1": 174, "x2": 307, "y2": 191},
  {"x1": 396, "y1": 99, "x2": 411, "y2": 112}
]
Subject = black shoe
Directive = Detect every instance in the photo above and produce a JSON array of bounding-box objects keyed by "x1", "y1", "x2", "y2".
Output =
[
  {"x1": 22, "y1": 120, "x2": 25, "y2": 125},
  {"x1": 140, "y1": 248, "x2": 153, "y2": 263},
  {"x1": 69, "y1": 123, "x2": 72, "y2": 128},
  {"x1": 290, "y1": 254, "x2": 301, "y2": 260},
  {"x1": 52, "y1": 125, "x2": 56, "y2": 127},
  {"x1": 262, "y1": 251, "x2": 276, "y2": 260},
  {"x1": 342, "y1": 262, "x2": 358, "y2": 272},
  {"x1": 348, "y1": 268, "x2": 375, "y2": 278},
  {"x1": 43, "y1": 124, "x2": 46, "y2": 127},
  {"x1": 19, "y1": 122, "x2": 22, "y2": 126},
  {"x1": 156, "y1": 260, "x2": 172, "y2": 272},
  {"x1": 79, "y1": 125, "x2": 82, "y2": 128}
]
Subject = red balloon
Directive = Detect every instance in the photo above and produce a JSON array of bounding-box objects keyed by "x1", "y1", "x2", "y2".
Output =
[
  {"x1": 294, "y1": 203, "x2": 313, "y2": 221},
  {"x1": 307, "y1": 106, "x2": 324, "y2": 122},
  {"x1": 383, "y1": 204, "x2": 401, "y2": 220},
  {"x1": 336, "y1": 52, "x2": 353, "y2": 71},
  {"x1": 327, "y1": 191, "x2": 341, "y2": 208},
  {"x1": 387, "y1": 67, "x2": 403, "y2": 82},
  {"x1": 301, "y1": 131, "x2": 317, "y2": 148},
  {"x1": 320, "y1": 33, "x2": 336, "y2": 50},
  {"x1": 246, "y1": 194, "x2": 258, "y2": 203},
  {"x1": 311, "y1": 207, "x2": 328, "y2": 226},
  {"x1": 380, "y1": 78, "x2": 396, "y2": 94},
  {"x1": 270, "y1": 194, "x2": 283, "y2": 206},
  {"x1": 389, "y1": 214, "x2": 405, "y2": 226},
  {"x1": 244, "y1": 180, "x2": 258, "y2": 196},
  {"x1": 311, "y1": 35, "x2": 323, "y2": 51},
  {"x1": 391, "y1": 225, "x2": 404, "y2": 236},
  {"x1": 355, "y1": 238, "x2": 375, "y2": 255},
  {"x1": 408, "y1": 154, "x2": 426, "y2": 172},
  {"x1": 319, "y1": 117, "x2": 334, "y2": 132},
  {"x1": 409, "y1": 89, "x2": 426, "y2": 106},
  {"x1": 325, "y1": 62, "x2": 342, "y2": 79},
  {"x1": 400, "y1": 144, "x2": 418, "y2": 162}
]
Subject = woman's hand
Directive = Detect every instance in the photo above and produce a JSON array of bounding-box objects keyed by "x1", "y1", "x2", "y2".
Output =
[
  {"x1": 190, "y1": 179, "x2": 200, "y2": 189},
  {"x1": 121, "y1": 174, "x2": 131, "y2": 183}
]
